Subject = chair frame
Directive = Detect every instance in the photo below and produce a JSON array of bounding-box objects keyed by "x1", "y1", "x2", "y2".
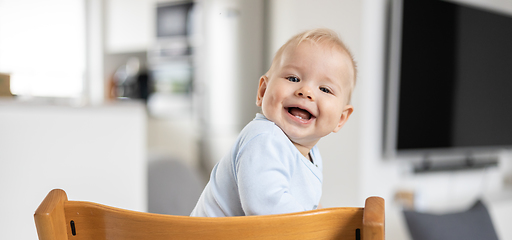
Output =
[{"x1": 35, "y1": 189, "x2": 384, "y2": 240}]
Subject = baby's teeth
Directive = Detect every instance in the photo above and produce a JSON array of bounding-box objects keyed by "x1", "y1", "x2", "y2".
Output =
[{"x1": 295, "y1": 115, "x2": 303, "y2": 120}]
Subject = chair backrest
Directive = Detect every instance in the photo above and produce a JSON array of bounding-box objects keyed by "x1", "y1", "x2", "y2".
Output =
[{"x1": 34, "y1": 189, "x2": 384, "y2": 240}]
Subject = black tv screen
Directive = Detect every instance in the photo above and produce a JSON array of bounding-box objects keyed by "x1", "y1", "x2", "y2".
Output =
[{"x1": 385, "y1": 0, "x2": 512, "y2": 156}]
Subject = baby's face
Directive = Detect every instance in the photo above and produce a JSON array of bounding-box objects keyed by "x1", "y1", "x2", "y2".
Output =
[{"x1": 257, "y1": 41, "x2": 354, "y2": 150}]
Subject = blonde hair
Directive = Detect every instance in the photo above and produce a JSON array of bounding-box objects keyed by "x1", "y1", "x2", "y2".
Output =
[{"x1": 267, "y1": 28, "x2": 357, "y2": 101}]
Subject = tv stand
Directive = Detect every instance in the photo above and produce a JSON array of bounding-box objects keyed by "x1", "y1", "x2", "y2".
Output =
[{"x1": 414, "y1": 153, "x2": 498, "y2": 174}]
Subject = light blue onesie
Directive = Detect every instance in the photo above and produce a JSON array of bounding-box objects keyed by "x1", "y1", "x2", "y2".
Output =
[{"x1": 190, "y1": 113, "x2": 323, "y2": 217}]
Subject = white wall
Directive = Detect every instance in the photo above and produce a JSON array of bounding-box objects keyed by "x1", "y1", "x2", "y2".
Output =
[{"x1": 0, "y1": 100, "x2": 147, "y2": 240}]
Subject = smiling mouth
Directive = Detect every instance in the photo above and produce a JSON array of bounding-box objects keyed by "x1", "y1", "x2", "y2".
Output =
[{"x1": 287, "y1": 107, "x2": 313, "y2": 120}]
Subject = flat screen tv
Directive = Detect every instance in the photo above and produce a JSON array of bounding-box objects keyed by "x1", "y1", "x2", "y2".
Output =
[{"x1": 385, "y1": 0, "x2": 512, "y2": 162}]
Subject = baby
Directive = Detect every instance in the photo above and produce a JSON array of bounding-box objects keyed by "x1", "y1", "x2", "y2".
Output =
[{"x1": 191, "y1": 28, "x2": 356, "y2": 217}]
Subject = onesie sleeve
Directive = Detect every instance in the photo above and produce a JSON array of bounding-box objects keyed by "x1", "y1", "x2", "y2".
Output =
[{"x1": 235, "y1": 130, "x2": 306, "y2": 216}]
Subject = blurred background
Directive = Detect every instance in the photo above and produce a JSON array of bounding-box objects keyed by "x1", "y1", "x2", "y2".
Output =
[{"x1": 1, "y1": 0, "x2": 512, "y2": 239}]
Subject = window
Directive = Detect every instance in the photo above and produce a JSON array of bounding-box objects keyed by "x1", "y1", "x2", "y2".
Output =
[{"x1": 0, "y1": 0, "x2": 85, "y2": 98}]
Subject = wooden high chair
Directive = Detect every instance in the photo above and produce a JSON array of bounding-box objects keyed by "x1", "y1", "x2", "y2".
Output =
[{"x1": 34, "y1": 189, "x2": 384, "y2": 240}]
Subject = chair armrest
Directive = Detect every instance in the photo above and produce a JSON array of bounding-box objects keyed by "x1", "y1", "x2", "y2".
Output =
[
  {"x1": 34, "y1": 189, "x2": 69, "y2": 240},
  {"x1": 363, "y1": 196, "x2": 385, "y2": 240}
]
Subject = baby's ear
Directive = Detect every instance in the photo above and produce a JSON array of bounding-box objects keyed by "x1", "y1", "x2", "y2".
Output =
[
  {"x1": 333, "y1": 105, "x2": 353, "y2": 133},
  {"x1": 256, "y1": 75, "x2": 268, "y2": 107}
]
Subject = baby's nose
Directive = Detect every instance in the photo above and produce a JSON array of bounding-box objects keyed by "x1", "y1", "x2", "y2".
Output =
[{"x1": 296, "y1": 87, "x2": 314, "y2": 100}]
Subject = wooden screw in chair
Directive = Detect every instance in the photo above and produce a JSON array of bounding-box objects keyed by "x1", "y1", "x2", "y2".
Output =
[{"x1": 34, "y1": 189, "x2": 384, "y2": 240}]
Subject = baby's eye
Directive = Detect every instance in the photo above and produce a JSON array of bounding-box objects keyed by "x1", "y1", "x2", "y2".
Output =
[
  {"x1": 287, "y1": 76, "x2": 300, "y2": 82},
  {"x1": 320, "y1": 87, "x2": 332, "y2": 94}
]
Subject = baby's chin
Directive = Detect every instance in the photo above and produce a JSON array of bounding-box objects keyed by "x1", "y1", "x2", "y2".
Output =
[{"x1": 284, "y1": 132, "x2": 321, "y2": 149}]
